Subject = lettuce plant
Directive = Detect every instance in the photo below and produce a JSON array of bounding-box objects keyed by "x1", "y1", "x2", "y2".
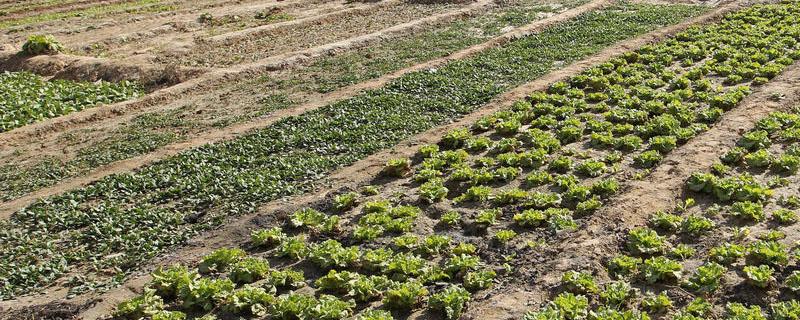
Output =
[{"x1": 428, "y1": 285, "x2": 471, "y2": 320}]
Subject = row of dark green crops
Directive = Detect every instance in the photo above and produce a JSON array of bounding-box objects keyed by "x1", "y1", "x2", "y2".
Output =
[
  {"x1": 0, "y1": 2, "x2": 707, "y2": 300},
  {"x1": 109, "y1": 2, "x2": 800, "y2": 319},
  {"x1": 526, "y1": 109, "x2": 800, "y2": 320},
  {"x1": 0, "y1": 71, "x2": 142, "y2": 132}
]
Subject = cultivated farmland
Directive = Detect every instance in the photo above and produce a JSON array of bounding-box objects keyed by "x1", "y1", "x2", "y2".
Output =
[{"x1": 0, "y1": 0, "x2": 799, "y2": 319}]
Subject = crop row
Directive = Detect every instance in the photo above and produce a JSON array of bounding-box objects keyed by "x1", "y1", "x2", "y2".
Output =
[
  {"x1": 0, "y1": 0, "x2": 177, "y2": 30},
  {"x1": 0, "y1": 3, "x2": 713, "y2": 300},
  {"x1": 0, "y1": 71, "x2": 142, "y2": 133},
  {"x1": 110, "y1": 2, "x2": 800, "y2": 319},
  {"x1": 525, "y1": 108, "x2": 800, "y2": 320},
  {"x1": 0, "y1": 0, "x2": 589, "y2": 202}
]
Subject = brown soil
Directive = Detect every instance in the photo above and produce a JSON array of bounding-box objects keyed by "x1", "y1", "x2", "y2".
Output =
[
  {"x1": 0, "y1": 1, "x2": 750, "y2": 316},
  {"x1": 0, "y1": 51, "x2": 207, "y2": 90}
]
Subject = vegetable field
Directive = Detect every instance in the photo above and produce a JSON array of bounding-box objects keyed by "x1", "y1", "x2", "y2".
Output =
[
  {"x1": 0, "y1": 71, "x2": 141, "y2": 132},
  {"x1": 0, "y1": 0, "x2": 799, "y2": 319}
]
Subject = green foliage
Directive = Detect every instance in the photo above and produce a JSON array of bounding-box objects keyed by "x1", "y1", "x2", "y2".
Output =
[
  {"x1": 309, "y1": 240, "x2": 360, "y2": 269},
  {"x1": 0, "y1": 2, "x2": 738, "y2": 300},
  {"x1": 21, "y1": 34, "x2": 63, "y2": 55},
  {"x1": 429, "y1": 285, "x2": 471, "y2": 320},
  {"x1": 640, "y1": 292, "x2": 672, "y2": 313},
  {"x1": 627, "y1": 227, "x2": 665, "y2": 255},
  {"x1": 748, "y1": 240, "x2": 789, "y2": 266},
  {"x1": 180, "y1": 278, "x2": 235, "y2": 311},
  {"x1": 743, "y1": 265, "x2": 774, "y2": 288},
  {"x1": 440, "y1": 211, "x2": 462, "y2": 227},
  {"x1": 463, "y1": 269, "x2": 495, "y2": 291},
  {"x1": 709, "y1": 242, "x2": 746, "y2": 265},
  {"x1": 562, "y1": 270, "x2": 599, "y2": 294},
  {"x1": 726, "y1": 303, "x2": 766, "y2": 320},
  {"x1": 333, "y1": 192, "x2": 359, "y2": 211},
  {"x1": 224, "y1": 285, "x2": 275, "y2": 316},
  {"x1": 115, "y1": 288, "x2": 165, "y2": 319},
  {"x1": 228, "y1": 257, "x2": 270, "y2": 284},
  {"x1": 199, "y1": 248, "x2": 246, "y2": 274},
  {"x1": 599, "y1": 281, "x2": 633, "y2": 307},
  {"x1": 384, "y1": 158, "x2": 412, "y2": 177},
  {"x1": 608, "y1": 255, "x2": 641, "y2": 278},
  {"x1": 494, "y1": 229, "x2": 517, "y2": 244},
  {"x1": 383, "y1": 280, "x2": 428, "y2": 310},
  {"x1": 642, "y1": 256, "x2": 682, "y2": 283},
  {"x1": 251, "y1": 227, "x2": 285, "y2": 247},
  {"x1": 150, "y1": 265, "x2": 198, "y2": 298},
  {"x1": 0, "y1": 71, "x2": 141, "y2": 132},
  {"x1": 419, "y1": 178, "x2": 448, "y2": 203},
  {"x1": 683, "y1": 262, "x2": 725, "y2": 292}
]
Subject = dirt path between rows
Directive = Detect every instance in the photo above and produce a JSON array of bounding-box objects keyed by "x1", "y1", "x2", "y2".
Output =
[
  {"x1": 462, "y1": 60, "x2": 800, "y2": 320},
  {"x1": 0, "y1": 0, "x2": 602, "y2": 219},
  {"x1": 0, "y1": 1, "x2": 747, "y2": 316}
]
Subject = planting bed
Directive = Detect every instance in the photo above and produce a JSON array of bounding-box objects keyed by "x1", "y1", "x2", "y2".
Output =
[
  {"x1": 3, "y1": 0, "x2": 800, "y2": 319},
  {"x1": 0, "y1": 1, "x2": 704, "y2": 304},
  {"x1": 98, "y1": 2, "x2": 800, "y2": 319},
  {"x1": 0, "y1": 0, "x2": 590, "y2": 204},
  {"x1": 0, "y1": 71, "x2": 141, "y2": 132}
]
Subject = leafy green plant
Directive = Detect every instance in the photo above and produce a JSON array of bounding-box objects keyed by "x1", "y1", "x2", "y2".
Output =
[
  {"x1": 552, "y1": 292, "x2": 589, "y2": 320},
  {"x1": 599, "y1": 281, "x2": 633, "y2": 307},
  {"x1": 440, "y1": 211, "x2": 462, "y2": 227},
  {"x1": 562, "y1": 270, "x2": 599, "y2": 294},
  {"x1": 251, "y1": 227, "x2": 285, "y2": 247},
  {"x1": 429, "y1": 285, "x2": 471, "y2": 320},
  {"x1": 309, "y1": 240, "x2": 360, "y2": 269},
  {"x1": 464, "y1": 269, "x2": 495, "y2": 291},
  {"x1": 419, "y1": 178, "x2": 448, "y2": 203},
  {"x1": 150, "y1": 265, "x2": 198, "y2": 298},
  {"x1": 356, "y1": 309, "x2": 394, "y2": 320},
  {"x1": 198, "y1": 248, "x2": 246, "y2": 274},
  {"x1": 680, "y1": 215, "x2": 714, "y2": 235},
  {"x1": 683, "y1": 262, "x2": 725, "y2": 292},
  {"x1": 382, "y1": 280, "x2": 428, "y2": 310},
  {"x1": 21, "y1": 34, "x2": 63, "y2": 55},
  {"x1": 771, "y1": 300, "x2": 800, "y2": 320},
  {"x1": 494, "y1": 229, "x2": 517, "y2": 244},
  {"x1": 709, "y1": 242, "x2": 746, "y2": 265},
  {"x1": 277, "y1": 236, "x2": 309, "y2": 260},
  {"x1": 114, "y1": 288, "x2": 165, "y2": 319},
  {"x1": 384, "y1": 158, "x2": 412, "y2": 177},
  {"x1": 640, "y1": 292, "x2": 672, "y2": 313},
  {"x1": 748, "y1": 240, "x2": 789, "y2": 266},
  {"x1": 642, "y1": 256, "x2": 683, "y2": 283},
  {"x1": 180, "y1": 278, "x2": 235, "y2": 311},
  {"x1": 224, "y1": 285, "x2": 275, "y2": 316},
  {"x1": 743, "y1": 265, "x2": 774, "y2": 288},
  {"x1": 608, "y1": 255, "x2": 641, "y2": 278},
  {"x1": 333, "y1": 192, "x2": 359, "y2": 211},
  {"x1": 627, "y1": 227, "x2": 665, "y2": 255},
  {"x1": 726, "y1": 303, "x2": 766, "y2": 320},
  {"x1": 474, "y1": 209, "x2": 500, "y2": 229},
  {"x1": 772, "y1": 208, "x2": 798, "y2": 224},
  {"x1": 229, "y1": 257, "x2": 271, "y2": 284},
  {"x1": 730, "y1": 201, "x2": 765, "y2": 222}
]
